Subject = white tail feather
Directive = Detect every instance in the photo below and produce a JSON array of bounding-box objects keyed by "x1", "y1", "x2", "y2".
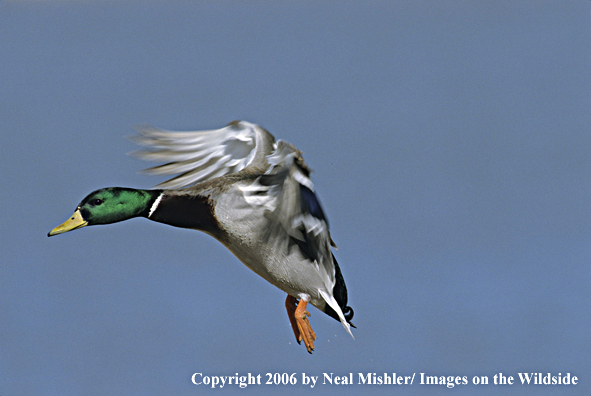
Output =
[{"x1": 319, "y1": 289, "x2": 354, "y2": 339}]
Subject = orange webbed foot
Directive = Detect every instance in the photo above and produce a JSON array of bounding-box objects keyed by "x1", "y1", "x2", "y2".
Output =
[{"x1": 285, "y1": 295, "x2": 316, "y2": 354}]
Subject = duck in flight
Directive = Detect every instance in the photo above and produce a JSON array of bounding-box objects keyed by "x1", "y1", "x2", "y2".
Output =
[{"x1": 48, "y1": 120, "x2": 354, "y2": 353}]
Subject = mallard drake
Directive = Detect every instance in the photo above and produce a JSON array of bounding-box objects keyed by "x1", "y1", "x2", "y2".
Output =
[{"x1": 48, "y1": 120, "x2": 354, "y2": 353}]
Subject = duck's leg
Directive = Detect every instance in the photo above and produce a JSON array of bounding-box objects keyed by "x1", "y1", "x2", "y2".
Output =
[
  {"x1": 285, "y1": 295, "x2": 316, "y2": 353},
  {"x1": 285, "y1": 296, "x2": 300, "y2": 342}
]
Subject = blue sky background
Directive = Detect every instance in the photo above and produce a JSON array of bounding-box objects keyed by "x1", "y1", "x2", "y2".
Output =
[{"x1": 1, "y1": 2, "x2": 590, "y2": 395}]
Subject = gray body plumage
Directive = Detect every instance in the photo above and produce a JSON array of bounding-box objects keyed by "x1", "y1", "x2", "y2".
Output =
[{"x1": 135, "y1": 121, "x2": 354, "y2": 335}]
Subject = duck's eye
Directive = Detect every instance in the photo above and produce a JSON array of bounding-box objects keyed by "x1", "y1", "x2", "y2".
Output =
[{"x1": 92, "y1": 199, "x2": 103, "y2": 206}]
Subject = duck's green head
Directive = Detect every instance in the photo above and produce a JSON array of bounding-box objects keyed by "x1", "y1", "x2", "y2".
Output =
[{"x1": 48, "y1": 187, "x2": 160, "y2": 237}]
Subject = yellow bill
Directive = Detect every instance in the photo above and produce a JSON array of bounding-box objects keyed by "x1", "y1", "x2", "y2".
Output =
[{"x1": 48, "y1": 209, "x2": 88, "y2": 237}]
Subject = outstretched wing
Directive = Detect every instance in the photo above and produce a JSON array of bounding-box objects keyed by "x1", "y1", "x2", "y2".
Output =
[
  {"x1": 131, "y1": 120, "x2": 275, "y2": 189},
  {"x1": 256, "y1": 141, "x2": 353, "y2": 336},
  {"x1": 258, "y1": 141, "x2": 333, "y2": 262}
]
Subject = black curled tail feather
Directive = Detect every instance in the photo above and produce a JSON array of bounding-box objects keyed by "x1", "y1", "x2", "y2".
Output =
[
  {"x1": 343, "y1": 306, "x2": 355, "y2": 327},
  {"x1": 324, "y1": 254, "x2": 355, "y2": 327}
]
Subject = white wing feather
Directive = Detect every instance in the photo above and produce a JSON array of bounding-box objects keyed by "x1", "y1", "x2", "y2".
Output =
[{"x1": 131, "y1": 120, "x2": 274, "y2": 189}]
